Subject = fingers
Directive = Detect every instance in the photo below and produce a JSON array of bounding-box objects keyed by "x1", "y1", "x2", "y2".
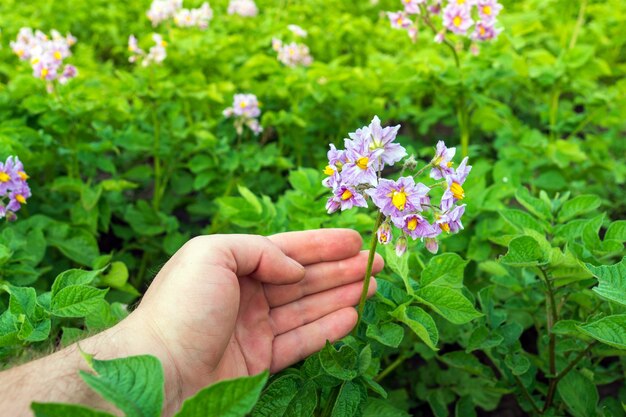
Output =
[
  {"x1": 265, "y1": 251, "x2": 384, "y2": 307},
  {"x1": 270, "y1": 307, "x2": 358, "y2": 373},
  {"x1": 268, "y1": 229, "x2": 363, "y2": 266},
  {"x1": 174, "y1": 235, "x2": 306, "y2": 285},
  {"x1": 269, "y1": 278, "x2": 377, "y2": 336}
]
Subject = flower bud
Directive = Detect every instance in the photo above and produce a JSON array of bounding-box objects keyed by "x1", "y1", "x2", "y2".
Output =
[
  {"x1": 425, "y1": 237, "x2": 438, "y2": 254},
  {"x1": 403, "y1": 154, "x2": 418, "y2": 171},
  {"x1": 377, "y1": 221, "x2": 392, "y2": 245},
  {"x1": 395, "y1": 236, "x2": 408, "y2": 256}
]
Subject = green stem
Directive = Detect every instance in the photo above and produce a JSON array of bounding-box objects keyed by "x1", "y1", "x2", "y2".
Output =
[
  {"x1": 569, "y1": 0, "x2": 588, "y2": 50},
  {"x1": 375, "y1": 354, "x2": 409, "y2": 382},
  {"x1": 514, "y1": 375, "x2": 542, "y2": 415},
  {"x1": 540, "y1": 267, "x2": 559, "y2": 411},
  {"x1": 554, "y1": 342, "x2": 596, "y2": 383},
  {"x1": 352, "y1": 212, "x2": 384, "y2": 336}
]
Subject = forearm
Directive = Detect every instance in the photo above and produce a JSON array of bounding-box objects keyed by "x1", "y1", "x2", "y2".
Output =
[{"x1": 0, "y1": 316, "x2": 182, "y2": 417}]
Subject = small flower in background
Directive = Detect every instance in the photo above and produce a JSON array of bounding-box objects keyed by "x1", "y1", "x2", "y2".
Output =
[
  {"x1": 471, "y1": 20, "x2": 501, "y2": 42},
  {"x1": 173, "y1": 2, "x2": 214, "y2": 29},
  {"x1": 0, "y1": 156, "x2": 31, "y2": 221},
  {"x1": 324, "y1": 116, "x2": 471, "y2": 255},
  {"x1": 272, "y1": 39, "x2": 313, "y2": 67},
  {"x1": 402, "y1": 0, "x2": 425, "y2": 14},
  {"x1": 128, "y1": 34, "x2": 168, "y2": 67},
  {"x1": 228, "y1": 0, "x2": 258, "y2": 17},
  {"x1": 476, "y1": 0, "x2": 502, "y2": 22},
  {"x1": 10, "y1": 27, "x2": 78, "y2": 88},
  {"x1": 387, "y1": 11, "x2": 413, "y2": 30},
  {"x1": 222, "y1": 93, "x2": 264, "y2": 136},
  {"x1": 147, "y1": 0, "x2": 183, "y2": 26},
  {"x1": 287, "y1": 24, "x2": 307, "y2": 38}
]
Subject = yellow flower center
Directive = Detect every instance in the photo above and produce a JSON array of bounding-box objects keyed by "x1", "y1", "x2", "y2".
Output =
[
  {"x1": 18, "y1": 171, "x2": 29, "y2": 181},
  {"x1": 356, "y1": 157, "x2": 369, "y2": 170},
  {"x1": 31, "y1": 57, "x2": 40, "y2": 65},
  {"x1": 161, "y1": 40, "x2": 167, "y2": 47},
  {"x1": 16, "y1": 194, "x2": 26, "y2": 204},
  {"x1": 391, "y1": 189, "x2": 407, "y2": 211},
  {"x1": 396, "y1": 17, "x2": 403, "y2": 26},
  {"x1": 440, "y1": 223, "x2": 450, "y2": 232},
  {"x1": 341, "y1": 189, "x2": 353, "y2": 201},
  {"x1": 479, "y1": 25, "x2": 486, "y2": 36},
  {"x1": 0, "y1": 172, "x2": 10, "y2": 182},
  {"x1": 53, "y1": 51, "x2": 62, "y2": 60},
  {"x1": 483, "y1": 5, "x2": 492, "y2": 15},
  {"x1": 453, "y1": 16, "x2": 462, "y2": 27},
  {"x1": 323, "y1": 165, "x2": 334, "y2": 176},
  {"x1": 17, "y1": 49, "x2": 24, "y2": 57},
  {"x1": 447, "y1": 161, "x2": 454, "y2": 167},
  {"x1": 450, "y1": 182, "x2": 465, "y2": 200},
  {"x1": 457, "y1": 0, "x2": 466, "y2": 4},
  {"x1": 41, "y1": 68, "x2": 48, "y2": 79},
  {"x1": 407, "y1": 217, "x2": 418, "y2": 231},
  {"x1": 239, "y1": 101, "x2": 247, "y2": 108}
]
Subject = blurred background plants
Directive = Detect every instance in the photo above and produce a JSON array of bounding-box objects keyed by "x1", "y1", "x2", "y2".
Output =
[{"x1": 0, "y1": 0, "x2": 624, "y2": 415}]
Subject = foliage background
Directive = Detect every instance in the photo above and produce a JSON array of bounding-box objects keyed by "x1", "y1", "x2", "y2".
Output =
[{"x1": 0, "y1": 0, "x2": 625, "y2": 416}]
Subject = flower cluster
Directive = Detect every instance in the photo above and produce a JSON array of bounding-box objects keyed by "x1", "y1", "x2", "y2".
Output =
[
  {"x1": 0, "y1": 156, "x2": 31, "y2": 221},
  {"x1": 128, "y1": 34, "x2": 168, "y2": 66},
  {"x1": 287, "y1": 24, "x2": 308, "y2": 38},
  {"x1": 324, "y1": 116, "x2": 471, "y2": 255},
  {"x1": 227, "y1": 0, "x2": 258, "y2": 17},
  {"x1": 272, "y1": 39, "x2": 313, "y2": 68},
  {"x1": 147, "y1": 0, "x2": 213, "y2": 29},
  {"x1": 10, "y1": 28, "x2": 78, "y2": 86},
  {"x1": 387, "y1": 0, "x2": 502, "y2": 47},
  {"x1": 222, "y1": 94, "x2": 263, "y2": 136}
]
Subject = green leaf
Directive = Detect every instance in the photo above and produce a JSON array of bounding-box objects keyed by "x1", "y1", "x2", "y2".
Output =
[
  {"x1": 79, "y1": 355, "x2": 164, "y2": 417},
  {"x1": 363, "y1": 398, "x2": 410, "y2": 417},
  {"x1": 389, "y1": 304, "x2": 438, "y2": 350},
  {"x1": 440, "y1": 352, "x2": 492, "y2": 377},
  {"x1": 515, "y1": 187, "x2": 551, "y2": 220},
  {"x1": 238, "y1": 185, "x2": 263, "y2": 214},
  {"x1": 99, "y1": 262, "x2": 129, "y2": 289},
  {"x1": 175, "y1": 371, "x2": 268, "y2": 417},
  {"x1": 0, "y1": 310, "x2": 20, "y2": 347},
  {"x1": 504, "y1": 352, "x2": 530, "y2": 376},
  {"x1": 557, "y1": 371, "x2": 598, "y2": 417},
  {"x1": 499, "y1": 209, "x2": 546, "y2": 233},
  {"x1": 319, "y1": 342, "x2": 359, "y2": 381},
  {"x1": 499, "y1": 235, "x2": 547, "y2": 267},
  {"x1": 32, "y1": 403, "x2": 116, "y2": 417},
  {"x1": 577, "y1": 315, "x2": 626, "y2": 350},
  {"x1": 466, "y1": 326, "x2": 504, "y2": 352},
  {"x1": 421, "y1": 253, "x2": 468, "y2": 289},
  {"x1": 365, "y1": 322, "x2": 404, "y2": 348},
  {"x1": 251, "y1": 375, "x2": 317, "y2": 417},
  {"x1": 51, "y1": 286, "x2": 108, "y2": 317},
  {"x1": 384, "y1": 244, "x2": 410, "y2": 284},
  {"x1": 605, "y1": 221, "x2": 626, "y2": 241},
  {"x1": 558, "y1": 195, "x2": 601, "y2": 222},
  {"x1": 588, "y1": 258, "x2": 626, "y2": 306},
  {"x1": 414, "y1": 287, "x2": 483, "y2": 325},
  {"x1": 455, "y1": 396, "x2": 477, "y2": 417},
  {"x1": 3, "y1": 284, "x2": 37, "y2": 317},
  {"x1": 51, "y1": 268, "x2": 104, "y2": 296},
  {"x1": 330, "y1": 381, "x2": 366, "y2": 417},
  {"x1": 582, "y1": 214, "x2": 604, "y2": 251}
]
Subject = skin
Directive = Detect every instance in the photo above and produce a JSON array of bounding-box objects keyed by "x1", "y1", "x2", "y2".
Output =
[{"x1": 0, "y1": 229, "x2": 384, "y2": 416}]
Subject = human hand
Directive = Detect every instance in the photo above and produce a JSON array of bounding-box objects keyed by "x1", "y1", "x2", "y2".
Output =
[{"x1": 121, "y1": 229, "x2": 383, "y2": 415}]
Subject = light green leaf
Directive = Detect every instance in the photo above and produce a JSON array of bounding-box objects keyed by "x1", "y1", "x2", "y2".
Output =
[
  {"x1": 251, "y1": 375, "x2": 317, "y2": 417},
  {"x1": 0, "y1": 310, "x2": 20, "y2": 347},
  {"x1": 365, "y1": 322, "x2": 404, "y2": 348},
  {"x1": 384, "y1": 244, "x2": 410, "y2": 285},
  {"x1": 3, "y1": 284, "x2": 37, "y2": 317},
  {"x1": 319, "y1": 342, "x2": 359, "y2": 381},
  {"x1": 51, "y1": 268, "x2": 105, "y2": 296},
  {"x1": 421, "y1": 253, "x2": 468, "y2": 289},
  {"x1": 99, "y1": 262, "x2": 129, "y2": 289},
  {"x1": 389, "y1": 304, "x2": 439, "y2": 350},
  {"x1": 577, "y1": 315, "x2": 626, "y2": 349},
  {"x1": 582, "y1": 214, "x2": 604, "y2": 251},
  {"x1": 51, "y1": 286, "x2": 108, "y2": 317},
  {"x1": 238, "y1": 185, "x2": 263, "y2": 214},
  {"x1": 588, "y1": 258, "x2": 626, "y2": 306},
  {"x1": 557, "y1": 371, "x2": 598, "y2": 417},
  {"x1": 605, "y1": 221, "x2": 626, "y2": 241},
  {"x1": 176, "y1": 371, "x2": 268, "y2": 417},
  {"x1": 363, "y1": 398, "x2": 410, "y2": 417},
  {"x1": 79, "y1": 355, "x2": 164, "y2": 417},
  {"x1": 500, "y1": 209, "x2": 546, "y2": 233},
  {"x1": 558, "y1": 195, "x2": 601, "y2": 222},
  {"x1": 32, "y1": 403, "x2": 116, "y2": 417},
  {"x1": 504, "y1": 353, "x2": 530, "y2": 376},
  {"x1": 415, "y1": 287, "x2": 483, "y2": 325},
  {"x1": 499, "y1": 235, "x2": 547, "y2": 267},
  {"x1": 515, "y1": 187, "x2": 551, "y2": 220}
]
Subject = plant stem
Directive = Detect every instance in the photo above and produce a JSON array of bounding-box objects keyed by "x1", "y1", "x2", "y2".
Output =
[
  {"x1": 151, "y1": 104, "x2": 162, "y2": 210},
  {"x1": 375, "y1": 354, "x2": 409, "y2": 382},
  {"x1": 514, "y1": 375, "x2": 542, "y2": 415},
  {"x1": 554, "y1": 342, "x2": 596, "y2": 383},
  {"x1": 569, "y1": 0, "x2": 588, "y2": 50},
  {"x1": 539, "y1": 266, "x2": 559, "y2": 411},
  {"x1": 352, "y1": 212, "x2": 384, "y2": 336}
]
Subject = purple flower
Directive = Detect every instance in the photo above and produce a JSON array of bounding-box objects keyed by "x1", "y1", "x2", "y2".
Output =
[
  {"x1": 476, "y1": 0, "x2": 502, "y2": 22},
  {"x1": 387, "y1": 11, "x2": 413, "y2": 30},
  {"x1": 58, "y1": 64, "x2": 78, "y2": 84},
  {"x1": 228, "y1": 0, "x2": 258, "y2": 17},
  {"x1": 366, "y1": 116, "x2": 406, "y2": 168},
  {"x1": 401, "y1": 0, "x2": 425, "y2": 14},
  {"x1": 442, "y1": 4, "x2": 474, "y2": 35},
  {"x1": 326, "y1": 185, "x2": 367, "y2": 213},
  {"x1": 6, "y1": 182, "x2": 31, "y2": 212},
  {"x1": 430, "y1": 140, "x2": 456, "y2": 180},
  {"x1": 377, "y1": 222, "x2": 393, "y2": 245},
  {"x1": 147, "y1": 0, "x2": 183, "y2": 26},
  {"x1": 275, "y1": 41, "x2": 313, "y2": 67},
  {"x1": 367, "y1": 177, "x2": 430, "y2": 217},
  {"x1": 441, "y1": 157, "x2": 471, "y2": 211},
  {"x1": 288, "y1": 24, "x2": 308, "y2": 38},
  {"x1": 471, "y1": 21, "x2": 501, "y2": 41},
  {"x1": 436, "y1": 204, "x2": 466, "y2": 233},
  {"x1": 322, "y1": 144, "x2": 347, "y2": 188},
  {"x1": 342, "y1": 136, "x2": 379, "y2": 187},
  {"x1": 223, "y1": 94, "x2": 263, "y2": 136},
  {"x1": 392, "y1": 213, "x2": 435, "y2": 239}
]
